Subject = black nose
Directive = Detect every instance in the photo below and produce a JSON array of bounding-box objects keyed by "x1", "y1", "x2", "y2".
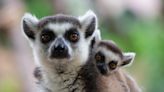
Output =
[
  {"x1": 50, "y1": 38, "x2": 69, "y2": 59},
  {"x1": 97, "y1": 63, "x2": 108, "y2": 75},
  {"x1": 54, "y1": 44, "x2": 67, "y2": 53},
  {"x1": 51, "y1": 44, "x2": 68, "y2": 59}
]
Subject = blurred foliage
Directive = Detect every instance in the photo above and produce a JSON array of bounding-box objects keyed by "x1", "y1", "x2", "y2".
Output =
[
  {"x1": 0, "y1": 78, "x2": 20, "y2": 92},
  {"x1": 24, "y1": 0, "x2": 53, "y2": 18}
]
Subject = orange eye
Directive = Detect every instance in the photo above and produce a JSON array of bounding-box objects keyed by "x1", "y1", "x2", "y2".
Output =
[
  {"x1": 70, "y1": 33, "x2": 79, "y2": 42},
  {"x1": 65, "y1": 28, "x2": 79, "y2": 43},
  {"x1": 108, "y1": 61, "x2": 117, "y2": 70}
]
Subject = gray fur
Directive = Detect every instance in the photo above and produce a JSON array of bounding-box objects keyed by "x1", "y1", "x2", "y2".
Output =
[{"x1": 38, "y1": 14, "x2": 81, "y2": 29}]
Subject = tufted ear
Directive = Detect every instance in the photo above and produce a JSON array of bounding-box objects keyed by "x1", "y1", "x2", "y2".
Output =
[
  {"x1": 121, "y1": 52, "x2": 136, "y2": 67},
  {"x1": 21, "y1": 13, "x2": 39, "y2": 40},
  {"x1": 78, "y1": 10, "x2": 98, "y2": 38},
  {"x1": 94, "y1": 29, "x2": 101, "y2": 41}
]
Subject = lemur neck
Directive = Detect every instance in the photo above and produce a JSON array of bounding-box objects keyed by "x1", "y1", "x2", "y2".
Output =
[
  {"x1": 41, "y1": 60, "x2": 85, "y2": 92},
  {"x1": 40, "y1": 58, "x2": 100, "y2": 92}
]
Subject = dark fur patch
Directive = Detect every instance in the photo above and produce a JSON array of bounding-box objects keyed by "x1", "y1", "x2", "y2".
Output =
[
  {"x1": 33, "y1": 67, "x2": 42, "y2": 81},
  {"x1": 98, "y1": 40, "x2": 123, "y2": 58},
  {"x1": 78, "y1": 52, "x2": 100, "y2": 92},
  {"x1": 38, "y1": 14, "x2": 81, "y2": 29},
  {"x1": 85, "y1": 17, "x2": 96, "y2": 38},
  {"x1": 44, "y1": 87, "x2": 52, "y2": 92},
  {"x1": 90, "y1": 37, "x2": 96, "y2": 48},
  {"x1": 23, "y1": 20, "x2": 35, "y2": 39}
]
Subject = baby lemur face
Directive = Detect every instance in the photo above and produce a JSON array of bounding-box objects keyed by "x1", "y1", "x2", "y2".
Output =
[
  {"x1": 94, "y1": 40, "x2": 135, "y2": 75},
  {"x1": 22, "y1": 10, "x2": 98, "y2": 66}
]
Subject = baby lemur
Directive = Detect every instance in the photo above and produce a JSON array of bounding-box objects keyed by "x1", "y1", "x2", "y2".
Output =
[{"x1": 93, "y1": 40, "x2": 141, "y2": 92}]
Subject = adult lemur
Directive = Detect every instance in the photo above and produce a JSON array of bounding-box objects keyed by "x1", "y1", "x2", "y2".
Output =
[{"x1": 22, "y1": 10, "x2": 101, "y2": 92}]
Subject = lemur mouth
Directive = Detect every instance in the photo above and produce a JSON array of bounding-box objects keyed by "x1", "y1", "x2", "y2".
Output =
[{"x1": 50, "y1": 52, "x2": 70, "y2": 59}]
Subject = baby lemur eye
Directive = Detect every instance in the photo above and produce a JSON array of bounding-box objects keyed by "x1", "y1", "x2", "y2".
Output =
[
  {"x1": 108, "y1": 61, "x2": 117, "y2": 70},
  {"x1": 65, "y1": 28, "x2": 79, "y2": 43},
  {"x1": 40, "y1": 29, "x2": 55, "y2": 44},
  {"x1": 95, "y1": 52, "x2": 105, "y2": 62}
]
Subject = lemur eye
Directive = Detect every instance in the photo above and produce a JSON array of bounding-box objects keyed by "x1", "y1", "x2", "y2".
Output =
[
  {"x1": 95, "y1": 52, "x2": 105, "y2": 62},
  {"x1": 70, "y1": 33, "x2": 79, "y2": 42},
  {"x1": 40, "y1": 29, "x2": 55, "y2": 44},
  {"x1": 108, "y1": 61, "x2": 117, "y2": 70},
  {"x1": 65, "y1": 28, "x2": 79, "y2": 43}
]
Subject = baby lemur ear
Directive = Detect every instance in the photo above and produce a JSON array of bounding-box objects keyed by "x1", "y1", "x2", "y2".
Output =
[
  {"x1": 21, "y1": 13, "x2": 39, "y2": 40},
  {"x1": 78, "y1": 10, "x2": 98, "y2": 38},
  {"x1": 121, "y1": 52, "x2": 136, "y2": 67},
  {"x1": 94, "y1": 29, "x2": 101, "y2": 41},
  {"x1": 90, "y1": 29, "x2": 101, "y2": 48}
]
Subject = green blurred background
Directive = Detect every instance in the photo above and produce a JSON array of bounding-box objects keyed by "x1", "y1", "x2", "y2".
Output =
[{"x1": 0, "y1": 0, "x2": 164, "y2": 92}]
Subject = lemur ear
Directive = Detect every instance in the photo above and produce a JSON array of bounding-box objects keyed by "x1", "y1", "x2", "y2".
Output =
[
  {"x1": 121, "y1": 52, "x2": 136, "y2": 67},
  {"x1": 94, "y1": 29, "x2": 101, "y2": 41},
  {"x1": 78, "y1": 10, "x2": 98, "y2": 38},
  {"x1": 21, "y1": 13, "x2": 39, "y2": 40}
]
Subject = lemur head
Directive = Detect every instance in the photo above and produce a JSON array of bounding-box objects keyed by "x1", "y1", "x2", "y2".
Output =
[
  {"x1": 94, "y1": 40, "x2": 135, "y2": 76},
  {"x1": 21, "y1": 10, "x2": 99, "y2": 67}
]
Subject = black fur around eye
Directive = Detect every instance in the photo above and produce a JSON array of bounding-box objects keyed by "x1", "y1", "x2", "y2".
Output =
[
  {"x1": 95, "y1": 52, "x2": 105, "y2": 62},
  {"x1": 40, "y1": 29, "x2": 55, "y2": 44},
  {"x1": 108, "y1": 61, "x2": 117, "y2": 70},
  {"x1": 65, "y1": 28, "x2": 79, "y2": 43}
]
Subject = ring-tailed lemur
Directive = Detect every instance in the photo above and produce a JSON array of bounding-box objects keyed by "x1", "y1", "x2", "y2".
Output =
[
  {"x1": 93, "y1": 40, "x2": 141, "y2": 92},
  {"x1": 21, "y1": 10, "x2": 102, "y2": 92}
]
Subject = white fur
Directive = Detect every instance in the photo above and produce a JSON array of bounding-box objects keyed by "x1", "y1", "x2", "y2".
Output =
[
  {"x1": 22, "y1": 13, "x2": 39, "y2": 23},
  {"x1": 46, "y1": 23, "x2": 73, "y2": 36}
]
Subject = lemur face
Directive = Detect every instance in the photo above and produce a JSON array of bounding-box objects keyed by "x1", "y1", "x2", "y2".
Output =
[
  {"x1": 22, "y1": 10, "x2": 98, "y2": 65},
  {"x1": 94, "y1": 40, "x2": 135, "y2": 75}
]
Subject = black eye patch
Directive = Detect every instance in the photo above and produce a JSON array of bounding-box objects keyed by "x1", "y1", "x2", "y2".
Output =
[
  {"x1": 95, "y1": 52, "x2": 105, "y2": 63},
  {"x1": 40, "y1": 29, "x2": 55, "y2": 44},
  {"x1": 64, "y1": 28, "x2": 79, "y2": 43}
]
